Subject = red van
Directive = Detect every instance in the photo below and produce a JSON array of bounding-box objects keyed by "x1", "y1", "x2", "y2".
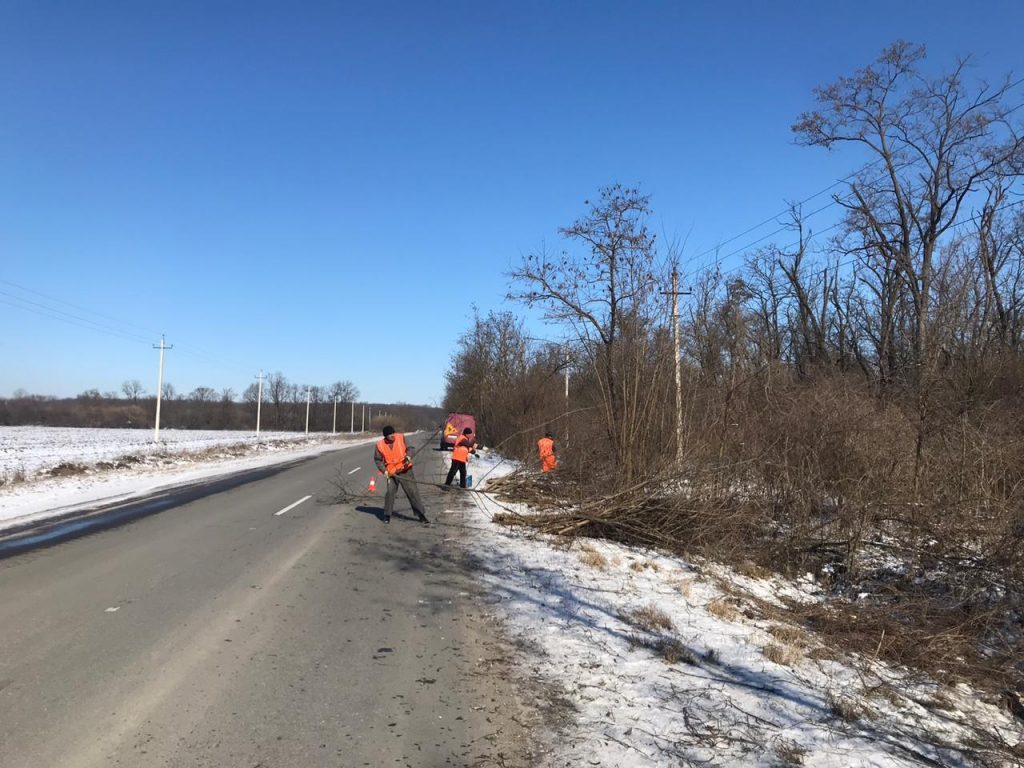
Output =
[{"x1": 440, "y1": 412, "x2": 476, "y2": 450}]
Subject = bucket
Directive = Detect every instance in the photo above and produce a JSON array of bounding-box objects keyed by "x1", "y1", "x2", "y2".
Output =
[{"x1": 466, "y1": 475, "x2": 473, "y2": 488}]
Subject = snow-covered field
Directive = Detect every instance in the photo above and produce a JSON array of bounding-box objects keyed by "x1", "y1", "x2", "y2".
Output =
[
  {"x1": 0, "y1": 426, "x2": 377, "y2": 529},
  {"x1": 2, "y1": 427, "x2": 1020, "y2": 765}
]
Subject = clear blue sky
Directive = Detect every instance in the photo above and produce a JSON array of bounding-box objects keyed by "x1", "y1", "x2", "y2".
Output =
[{"x1": 1, "y1": 1, "x2": 1021, "y2": 405}]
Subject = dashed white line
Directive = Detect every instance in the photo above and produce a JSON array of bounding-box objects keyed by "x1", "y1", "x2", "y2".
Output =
[
  {"x1": 347, "y1": 467, "x2": 361, "y2": 475},
  {"x1": 274, "y1": 495, "x2": 312, "y2": 516}
]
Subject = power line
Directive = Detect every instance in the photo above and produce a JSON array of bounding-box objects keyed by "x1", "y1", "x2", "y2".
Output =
[
  {"x1": 684, "y1": 197, "x2": 1024, "y2": 292},
  {"x1": 0, "y1": 278, "x2": 257, "y2": 378},
  {"x1": 0, "y1": 278, "x2": 161, "y2": 340},
  {"x1": 683, "y1": 85, "x2": 1024, "y2": 281},
  {"x1": 0, "y1": 290, "x2": 153, "y2": 345}
]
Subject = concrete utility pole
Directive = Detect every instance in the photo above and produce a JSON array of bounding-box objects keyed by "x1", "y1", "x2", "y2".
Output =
[
  {"x1": 350, "y1": 401, "x2": 354, "y2": 433},
  {"x1": 361, "y1": 404, "x2": 366, "y2": 432},
  {"x1": 662, "y1": 268, "x2": 691, "y2": 465},
  {"x1": 564, "y1": 341, "x2": 570, "y2": 400},
  {"x1": 305, "y1": 387, "x2": 311, "y2": 434},
  {"x1": 333, "y1": 395, "x2": 339, "y2": 435},
  {"x1": 153, "y1": 335, "x2": 172, "y2": 443},
  {"x1": 255, "y1": 370, "x2": 264, "y2": 448}
]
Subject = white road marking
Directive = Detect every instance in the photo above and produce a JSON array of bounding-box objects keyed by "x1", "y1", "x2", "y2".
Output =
[
  {"x1": 105, "y1": 606, "x2": 120, "y2": 613},
  {"x1": 274, "y1": 495, "x2": 312, "y2": 516},
  {"x1": 347, "y1": 467, "x2": 361, "y2": 475}
]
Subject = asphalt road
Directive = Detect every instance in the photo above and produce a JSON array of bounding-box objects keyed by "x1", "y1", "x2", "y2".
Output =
[{"x1": 0, "y1": 436, "x2": 541, "y2": 767}]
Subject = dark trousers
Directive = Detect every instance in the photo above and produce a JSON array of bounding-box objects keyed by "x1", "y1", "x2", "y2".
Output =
[
  {"x1": 445, "y1": 460, "x2": 467, "y2": 488},
  {"x1": 384, "y1": 471, "x2": 427, "y2": 518}
]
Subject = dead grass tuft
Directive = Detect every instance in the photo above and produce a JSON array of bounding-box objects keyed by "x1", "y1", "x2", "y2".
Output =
[
  {"x1": 673, "y1": 578, "x2": 693, "y2": 599},
  {"x1": 773, "y1": 739, "x2": 807, "y2": 766},
  {"x1": 625, "y1": 605, "x2": 674, "y2": 633},
  {"x1": 706, "y1": 598, "x2": 740, "y2": 623},
  {"x1": 767, "y1": 624, "x2": 809, "y2": 648},
  {"x1": 827, "y1": 692, "x2": 873, "y2": 722},
  {"x1": 627, "y1": 633, "x2": 696, "y2": 665},
  {"x1": 578, "y1": 547, "x2": 608, "y2": 569},
  {"x1": 736, "y1": 560, "x2": 772, "y2": 580},
  {"x1": 47, "y1": 462, "x2": 87, "y2": 477},
  {"x1": 763, "y1": 642, "x2": 804, "y2": 667},
  {"x1": 629, "y1": 559, "x2": 660, "y2": 572},
  {"x1": 0, "y1": 469, "x2": 27, "y2": 487}
]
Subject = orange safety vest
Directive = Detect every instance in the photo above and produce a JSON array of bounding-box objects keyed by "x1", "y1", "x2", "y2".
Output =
[
  {"x1": 377, "y1": 433, "x2": 412, "y2": 475},
  {"x1": 452, "y1": 435, "x2": 472, "y2": 463},
  {"x1": 537, "y1": 437, "x2": 556, "y2": 472}
]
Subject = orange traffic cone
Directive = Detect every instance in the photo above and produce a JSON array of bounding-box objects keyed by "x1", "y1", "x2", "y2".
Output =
[{"x1": 368, "y1": 476, "x2": 377, "y2": 493}]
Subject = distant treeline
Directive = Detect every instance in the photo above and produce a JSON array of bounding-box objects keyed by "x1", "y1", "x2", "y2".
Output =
[{"x1": 2, "y1": 380, "x2": 443, "y2": 435}]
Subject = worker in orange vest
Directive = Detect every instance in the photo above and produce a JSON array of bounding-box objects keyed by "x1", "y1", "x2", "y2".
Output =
[
  {"x1": 445, "y1": 427, "x2": 476, "y2": 488},
  {"x1": 537, "y1": 433, "x2": 557, "y2": 472},
  {"x1": 374, "y1": 425, "x2": 429, "y2": 524}
]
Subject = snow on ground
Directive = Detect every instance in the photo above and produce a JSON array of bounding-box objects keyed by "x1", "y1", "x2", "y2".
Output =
[
  {"x1": 3, "y1": 428, "x2": 1020, "y2": 765},
  {"x1": 0, "y1": 426, "x2": 378, "y2": 530},
  {"x1": 457, "y1": 451, "x2": 1023, "y2": 767}
]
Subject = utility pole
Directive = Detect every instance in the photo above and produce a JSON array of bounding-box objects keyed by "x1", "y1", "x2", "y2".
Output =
[
  {"x1": 350, "y1": 401, "x2": 354, "y2": 433},
  {"x1": 255, "y1": 370, "x2": 264, "y2": 449},
  {"x1": 153, "y1": 335, "x2": 172, "y2": 443},
  {"x1": 564, "y1": 341, "x2": 570, "y2": 400},
  {"x1": 305, "y1": 387, "x2": 311, "y2": 434},
  {"x1": 361, "y1": 404, "x2": 366, "y2": 432},
  {"x1": 662, "y1": 268, "x2": 691, "y2": 465},
  {"x1": 564, "y1": 340, "x2": 570, "y2": 445},
  {"x1": 333, "y1": 395, "x2": 339, "y2": 435}
]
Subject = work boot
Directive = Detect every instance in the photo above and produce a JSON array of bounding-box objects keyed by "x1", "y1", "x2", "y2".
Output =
[
  {"x1": 416, "y1": 512, "x2": 429, "y2": 524},
  {"x1": 383, "y1": 515, "x2": 391, "y2": 524}
]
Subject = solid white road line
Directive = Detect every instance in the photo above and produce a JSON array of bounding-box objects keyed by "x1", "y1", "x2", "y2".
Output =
[
  {"x1": 347, "y1": 467, "x2": 361, "y2": 475},
  {"x1": 274, "y1": 495, "x2": 312, "y2": 516}
]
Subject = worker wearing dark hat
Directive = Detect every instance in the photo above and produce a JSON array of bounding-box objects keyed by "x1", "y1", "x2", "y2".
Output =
[
  {"x1": 374, "y1": 425, "x2": 429, "y2": 524},
  {"x1": 444, "y1": 427, "x2": 476, "y2": 488}
]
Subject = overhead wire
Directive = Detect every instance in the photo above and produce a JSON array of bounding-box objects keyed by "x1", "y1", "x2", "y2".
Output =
[
  {"x1": 0, "y1": 277, "x2": 266, "y2": 381},
  {"x1": 683, "y1": 197, "x2": 1024, "y2": 293},
  {"x1": 682, "y1": 81, "x2": 1024, "y2": 282}
]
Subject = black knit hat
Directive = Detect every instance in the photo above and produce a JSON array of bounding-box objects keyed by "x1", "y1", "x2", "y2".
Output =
[{"x1": 382, "y1": 425, "x2": 395, "y2": 437}]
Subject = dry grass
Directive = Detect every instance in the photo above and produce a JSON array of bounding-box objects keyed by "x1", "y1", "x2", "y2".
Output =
[
  {"x1": 625, "y1": 605, "x2": 674, "y2": 633},
  {"x1": 773, "y1": 740, "x2": 807, "y2": 767},
  {"x1": 767, "y1": 624, "x2": 809, "y2": 648},
  {"x1": 827, "y1": 692, "x2": 873, "y2": 722},
  {"x1": 0, "y1": 468, "x2": 27, "y2": 488},
  {"x1": 627, "y1": 633, "x2": 696, "y2": 665},
  {"x1": 46, "y1": 462, "x2": 87, "y2": 477},
  {"x1": 671, "y1": 578, "x2": 693, "y2": 599},
  {"x1": 763, "y1": 642, "x2": 804, "y2": 667},
  {"x1": 578, "y1": 547, "x2": 608, "y2": 569},
  {"x1": 629, "y1": 559, "x2": 660, "y2": 572},
  {"x1": 706, "y1": 598, "x2": 740, "y2": 623},
  {"x1": 735, "y1": 560, "x2": 772, "y2": 580}
]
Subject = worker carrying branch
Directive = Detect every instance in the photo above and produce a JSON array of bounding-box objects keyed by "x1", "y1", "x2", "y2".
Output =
[
  {"x1": 445, "y1": 427, "x2": 477, "y2": 488},
  {"x1": 537, "y1": 432, "x2": 557, "y2": 472},
  {"x1": 374, "y1": 425, "x2": 429, "y2": 524}
]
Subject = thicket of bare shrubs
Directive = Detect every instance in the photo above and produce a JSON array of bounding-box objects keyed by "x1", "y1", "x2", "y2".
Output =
[{"x1": 445, "y1": 42, "x2": 1024, "y2": 697}]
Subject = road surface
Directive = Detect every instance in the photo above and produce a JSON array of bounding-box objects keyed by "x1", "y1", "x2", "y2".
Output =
[{"x1": 0, "y1": 435, "x2": 544, "y2": 767}]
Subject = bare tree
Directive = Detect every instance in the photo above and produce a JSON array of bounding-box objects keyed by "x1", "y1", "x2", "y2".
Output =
[
  {"x1": 189, "y1": 386, "x2": 217, "y2": 403},
  {"x1": 121, "y1": 379, "x2": 145, "y2": 401},
  {"x1": 794, "y1": 40, "x2": 1023, "y2": 384},
  {"x1": 328, "y1": 380, "x2": 359, "y2": 403},
  {"x1": 509, "y1": 185, "x2": 665, "y2": 477}
]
